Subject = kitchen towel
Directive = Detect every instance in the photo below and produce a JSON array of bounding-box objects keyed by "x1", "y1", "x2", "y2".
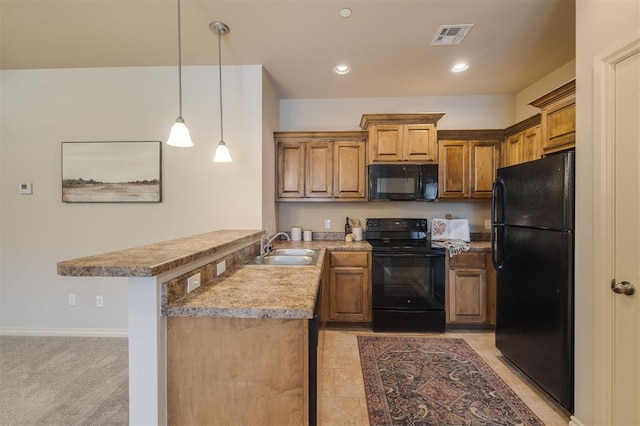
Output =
[{"x1": 431, "y1": 218, "x2": 471, "y2": 242}]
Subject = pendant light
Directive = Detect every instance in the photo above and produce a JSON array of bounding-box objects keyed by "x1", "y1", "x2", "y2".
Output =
[
  {"x1": 167, "y1": 0, "x2": 193, "y2": 147},
  {"x1": 210, "y1": 21, "x2": 232, "y2": 162}
]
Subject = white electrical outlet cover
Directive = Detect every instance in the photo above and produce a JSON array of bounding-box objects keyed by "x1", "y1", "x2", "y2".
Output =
[
  {"x1": 187, "y1": 272, "x2": 201, "y2": 293},
  {"x1": 216, "y1": 261, "x2": 226, "y2": 276}
]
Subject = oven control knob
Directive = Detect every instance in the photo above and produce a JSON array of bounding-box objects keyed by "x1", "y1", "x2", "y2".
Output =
[{"x1": 407, "y1": 299, "x2": 411, "y2": 304}]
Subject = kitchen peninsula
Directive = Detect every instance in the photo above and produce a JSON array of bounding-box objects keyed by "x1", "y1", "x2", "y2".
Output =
[{"x1": 57, "y1": 230, "x2": 370, "y2": 425}]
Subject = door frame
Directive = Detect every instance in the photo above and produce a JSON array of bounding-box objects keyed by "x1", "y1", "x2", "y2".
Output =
[{"x1": 590, "y1": 37, "x2": 640, "y2": 426}]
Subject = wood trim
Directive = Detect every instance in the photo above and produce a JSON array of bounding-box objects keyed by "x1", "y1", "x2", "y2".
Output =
[
  {"x1": 437, "y1": 129, "x2": 505, "y2": 141},
  {"x1": 359, "y1": 113, "x2": 445, "y2": 129},
  {"x1": 529, "y1": 79, "x2": 576, "y2": 109},
  {"x1": 274, "y1": 131, "x2": 368, "y2": 141},
  {"x1": 504, "y1": 114, "x2": 542, "y2": 136}
]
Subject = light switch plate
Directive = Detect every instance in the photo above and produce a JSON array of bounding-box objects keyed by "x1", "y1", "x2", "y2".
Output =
[
  {"x1": 187, "y1": 272, "x2": 201, "y2": 293},
  {"x1": 484, "y1": 219, "x2": 491, "y2": 230},
  {"x1": 18, "y1": 183, "x2": 33, "y2": 195}
]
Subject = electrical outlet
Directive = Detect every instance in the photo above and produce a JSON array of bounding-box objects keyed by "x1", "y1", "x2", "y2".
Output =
[
  {"x1": 485, "y1": 219, "x2": 491, "y2": 230},
  {"x1": 324, "y1": 219, "x2": 331, "y2": 229},
  {"x1": 216, "y1": 261, "x2": 226, "y2": 276},
  {"x1": 68, "y1": 293, "x2": 76, "y2": 306},
  {"x1": 96, "y1": 295, "x2": 104, "y2": 308},
  {"x1": 187, "y1": 272, "x2": 201, "y2": 293}
]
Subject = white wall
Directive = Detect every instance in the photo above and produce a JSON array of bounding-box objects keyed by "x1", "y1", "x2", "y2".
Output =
[
  {"x1": 514, "y1": 60, "x2": 576, "y2": 122},
  {"x1": 280, "y1": 95, "x2": 515, "y2": 131},
  {"x1": 574, "y1": 1, "x2": 640, "y2": 424},
  {"x1": 0, "y1": 65, "x2": 267, "y2": 334},
  {"x1": 261, "y1": 70, "x2": 279, "y2": 236}
]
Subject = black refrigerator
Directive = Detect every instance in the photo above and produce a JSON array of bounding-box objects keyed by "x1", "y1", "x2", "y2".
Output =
[{"x1": 491, "y1": 151, "x2": 574, "y2": 413}]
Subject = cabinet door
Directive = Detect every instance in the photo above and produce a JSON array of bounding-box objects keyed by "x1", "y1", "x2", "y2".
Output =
[
  {"x1": 305, "y1": 141, "x2": 333, "y2": 198},
  {"x1": 542, "y1": 95, "x2": 575, "y2": 154},
  {"x1": 334, "y1": 140, "x2": 366, "y2": 199},
  {"x1": 448, "y1": 268, "x2": 487, "y2": 323},
  {"x1": 469, "y1": 140, "x2": 500, "y2": 199},
  {"x1": 438, "y1": 140, "x2": 469, "y2": 199},
  {"x1": 504, "y1": 133, "x2": 523, "y2": 167},
  {"x1": 369, "y1": 125, "x2": 402, "y2": 163},
  {"x1": 328, "y1": 252, "x2": 370, "y2": 322},
  {"x1": 522, "y1": 125, "x2": 542, "y2": 163},
  {"x1": 403, "y1": 124, "x2": 437, "y2": 163},
  {"x1": 276, "y1": 142, "x2": 305, "y2": 198}
]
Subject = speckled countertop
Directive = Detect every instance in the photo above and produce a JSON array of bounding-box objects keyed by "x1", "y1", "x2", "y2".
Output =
[
  {"x1": 57, "y1": 230, "x2": 263, "y2": 277},
  {"x1": 467, "y1": 241, "x2": 491, "y2": 252},
  {"x1": 165, "y1": 240, "x2": 372, "y2": 319}
]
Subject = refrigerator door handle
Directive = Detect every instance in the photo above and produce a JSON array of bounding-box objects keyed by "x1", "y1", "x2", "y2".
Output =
[{"x1": 491, "y1": 178, "x2": 505, "y2": 270}]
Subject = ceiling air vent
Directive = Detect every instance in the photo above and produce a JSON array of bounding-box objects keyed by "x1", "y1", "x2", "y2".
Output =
[{"x1": 431, "y1": 24, "x2": 474, "y2": 46}]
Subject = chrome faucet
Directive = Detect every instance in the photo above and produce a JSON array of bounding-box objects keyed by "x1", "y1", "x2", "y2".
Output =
[{"x1": 259, "y1": 232, "x2": 291, "y2": 256}]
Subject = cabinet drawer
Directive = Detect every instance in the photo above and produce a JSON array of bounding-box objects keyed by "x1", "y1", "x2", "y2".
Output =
[
  {"x1": 330, "y1": 251, "x2": 369, "y2": 267},
  {"x1": 449, "y1": 252, "x2": 485, "y2": 268}
]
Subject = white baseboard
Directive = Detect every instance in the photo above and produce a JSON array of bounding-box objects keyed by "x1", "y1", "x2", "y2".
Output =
[
  {"x1": 0, "y1": 328, "x2": 128, "y2": 338},
  {"x1": 569, "y1": 416, "x2": 585, "y2": 426}
]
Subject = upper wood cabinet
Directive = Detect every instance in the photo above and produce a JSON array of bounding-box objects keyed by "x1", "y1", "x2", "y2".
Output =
[
  {"x1": 360, "y1": 113, "x2": 445, "y2": 164},
  {"x1": 529, "y1": 79, "x2": 576, "y2": 155},
  {"x1": 437, "y1": 131, "x2": 501, "y2": 200},
  {"x1": 275, "y1": 131, "x2": 367, "y2": 202},
  {"x1": 503, "y1": 114, "x2": 542, "y2": 167}
]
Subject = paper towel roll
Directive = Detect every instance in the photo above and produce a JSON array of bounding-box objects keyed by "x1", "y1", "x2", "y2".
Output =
[{"x1": 291, "y1": 226, "x2": 302, "y2": 241}]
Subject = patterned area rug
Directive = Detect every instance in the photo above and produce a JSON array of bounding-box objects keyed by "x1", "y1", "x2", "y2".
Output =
[{"x1": 358, "y1": 336, "x2": 544, "y2": 426}]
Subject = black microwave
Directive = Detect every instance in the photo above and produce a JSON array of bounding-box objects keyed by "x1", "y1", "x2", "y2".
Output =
[{"x1": 368, "y1": 164, "x2": 438, "y2": 201}]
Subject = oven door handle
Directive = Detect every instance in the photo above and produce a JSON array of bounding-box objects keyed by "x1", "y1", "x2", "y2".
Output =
[{"x1": 373, "y1": 252, "x2": 443, "y2": 258}]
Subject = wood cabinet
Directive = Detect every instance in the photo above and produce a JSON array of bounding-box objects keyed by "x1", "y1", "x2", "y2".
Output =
[
  {"x1": 530, "y1": 79, "x2": 576, "y2": 155},
  {"x1": 275, "y1": 131, "x2": 367, "y2": 201},
  {"x1": 447, "y1": 252, "x2": 487, "y2": 324},
  {"x1": 328, "y1": 251, "x2": 371, "y2": 323},
  {"x1": 503, "y1": 115, "x2": 542, "y2": 167},
  {"x1": 446, "y1": 250, "x2": 496, "y2": 326},
  {"x1": 437, "y1": 134, "x2": 501, "y2": 200},
  {"x1": 360, "y1": 113, "x2": 445, "y2": 164}
]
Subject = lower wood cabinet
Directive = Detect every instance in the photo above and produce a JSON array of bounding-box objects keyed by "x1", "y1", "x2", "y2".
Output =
[
  {"x1": 328, "y1": 251, "x2": 371, "y2": 323},
  {"x1": 446, "y1": 251, "x2": 496, "y2": 326}
]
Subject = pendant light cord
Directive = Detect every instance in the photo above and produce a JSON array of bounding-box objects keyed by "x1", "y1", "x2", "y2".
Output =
[
  {"x1": 177, "y1": 0, "x2": 184, "y2": 118},
  {"x1": 218, "y1": 30, "x2": 224, "y2": 142}
]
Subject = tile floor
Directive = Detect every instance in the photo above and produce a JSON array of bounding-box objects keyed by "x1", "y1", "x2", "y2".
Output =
[{"x1": 317, "y1": 328, "x2": 571, "y2": 426}]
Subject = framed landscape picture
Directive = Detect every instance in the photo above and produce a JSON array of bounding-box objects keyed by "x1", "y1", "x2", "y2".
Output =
[{"x1": 62, "y1": 141, "x2": 162, "y2": 203}]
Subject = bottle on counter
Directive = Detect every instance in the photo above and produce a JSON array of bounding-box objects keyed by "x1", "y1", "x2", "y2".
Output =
[{"x1": 345, "y1": 217, "x2": 352, "y2": 236}]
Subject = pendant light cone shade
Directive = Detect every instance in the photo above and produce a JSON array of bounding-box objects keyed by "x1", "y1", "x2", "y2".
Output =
[
  {"x1": 168, "y1": 117, "x2": 193, "y2": 147},
  {"x1": 210, "y1": 21, "x2": 232, "y2": 162},
  {"x1": 214, "y1": 141, "x2": 232, "y2": 162},
  {"x1": 167, "y1": 0, "x2": 193, "y2": 148}
]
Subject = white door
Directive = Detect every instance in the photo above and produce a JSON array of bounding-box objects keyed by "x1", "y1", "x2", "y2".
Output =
[{"x1": 613, "y1": 49, "x2": 640, "y2": 426}]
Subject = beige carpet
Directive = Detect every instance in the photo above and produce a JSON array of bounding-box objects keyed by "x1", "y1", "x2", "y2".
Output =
[
  {"x1": 358, "y1": 336, "x2": 545, "y2": 426},
  {"x1": 0, "y1": 336, "x2": 128, "y2": 425}
]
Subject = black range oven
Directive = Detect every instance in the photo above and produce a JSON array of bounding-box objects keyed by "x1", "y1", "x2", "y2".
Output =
[{"x1": 366, "y1": 218, "x2": 446, "y2": 332}]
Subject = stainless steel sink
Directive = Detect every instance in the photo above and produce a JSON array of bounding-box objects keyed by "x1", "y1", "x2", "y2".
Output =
[
  {"x1": 245, "y1": 248, "x2": 319, "y2": 266},
  {"x1": 270, "y1": 248, "x2": 317, "y2": 256}
]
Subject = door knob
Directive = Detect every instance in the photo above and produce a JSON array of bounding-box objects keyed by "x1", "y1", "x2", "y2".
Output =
[{"x1": 611, "y1": 280, "x2": 636, "y2": 296}]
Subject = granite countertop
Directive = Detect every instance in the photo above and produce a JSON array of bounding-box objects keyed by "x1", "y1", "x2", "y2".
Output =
[
  {"x1": 467, "y1": 241, "x2": 491, "y2": 252},
  {"x1": 57, "y1": 230, "x2": 263, "y2": 277},
  {"x1": 165, "y1": 239, "x2": 372, "y2": 319}
]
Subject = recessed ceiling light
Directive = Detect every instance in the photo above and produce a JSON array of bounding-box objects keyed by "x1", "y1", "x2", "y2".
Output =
[
  {"x1": 451, "y1": 63, "x2": 469, "y2": 73},
  {"x1": 339, "y1": 8, "x2": 352, "y2": 18},
  {"x1": 333, "y1": 65, "x2": 351, "y2": 75}
]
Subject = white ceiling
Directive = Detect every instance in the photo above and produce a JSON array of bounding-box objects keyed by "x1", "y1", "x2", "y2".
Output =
[{"x1": 0, "y1": 0, "x2": 576, "y2": 100}]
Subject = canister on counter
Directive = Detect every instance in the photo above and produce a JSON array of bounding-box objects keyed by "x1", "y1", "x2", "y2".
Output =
[{"x1": 291, "y1": 226, "x2": 302, "y2": 241}]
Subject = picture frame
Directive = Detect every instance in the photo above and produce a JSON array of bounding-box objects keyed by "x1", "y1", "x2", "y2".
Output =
[{"x1": 62, "y1": 141, "x2": 162, "y2": 203}]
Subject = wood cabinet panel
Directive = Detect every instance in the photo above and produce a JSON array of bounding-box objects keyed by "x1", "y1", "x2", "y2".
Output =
[
  {"x1": 403, "y1": 124, "x2": 438, "y2": 162},
  {"x1": 328, "y1": 251, "x2": 371, "y2": 323},
  {"x1": 469, "y1": 140, "x2": 500, "y2": 199},
  {"x1": 370, "y1": 125, "x2": 403, "y2": 162},
  {"x1": 277, "y1": 142, "x2": 305, "y2": 198},
  {"x1": 168, "y1": 316, "x2": 308, "y2": 425},
  {"x1": 438, "y1": 140, "x2": 469, "y2": 199},
  {"x1": 522, "y1": 126, "x2": 542, "y2": 163},
  {"x1": 542, "y1": 95, "x2": 575, "y2": 154},
  {"x1": 305, "y1": 142, "x2": 333, "y2": 198},
  {"x1": 334, "y1": 141, "x2": 366, "y2": 198},
  {"x1": 448, "y1": 268, "x2": 487, "y2": 323}
]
